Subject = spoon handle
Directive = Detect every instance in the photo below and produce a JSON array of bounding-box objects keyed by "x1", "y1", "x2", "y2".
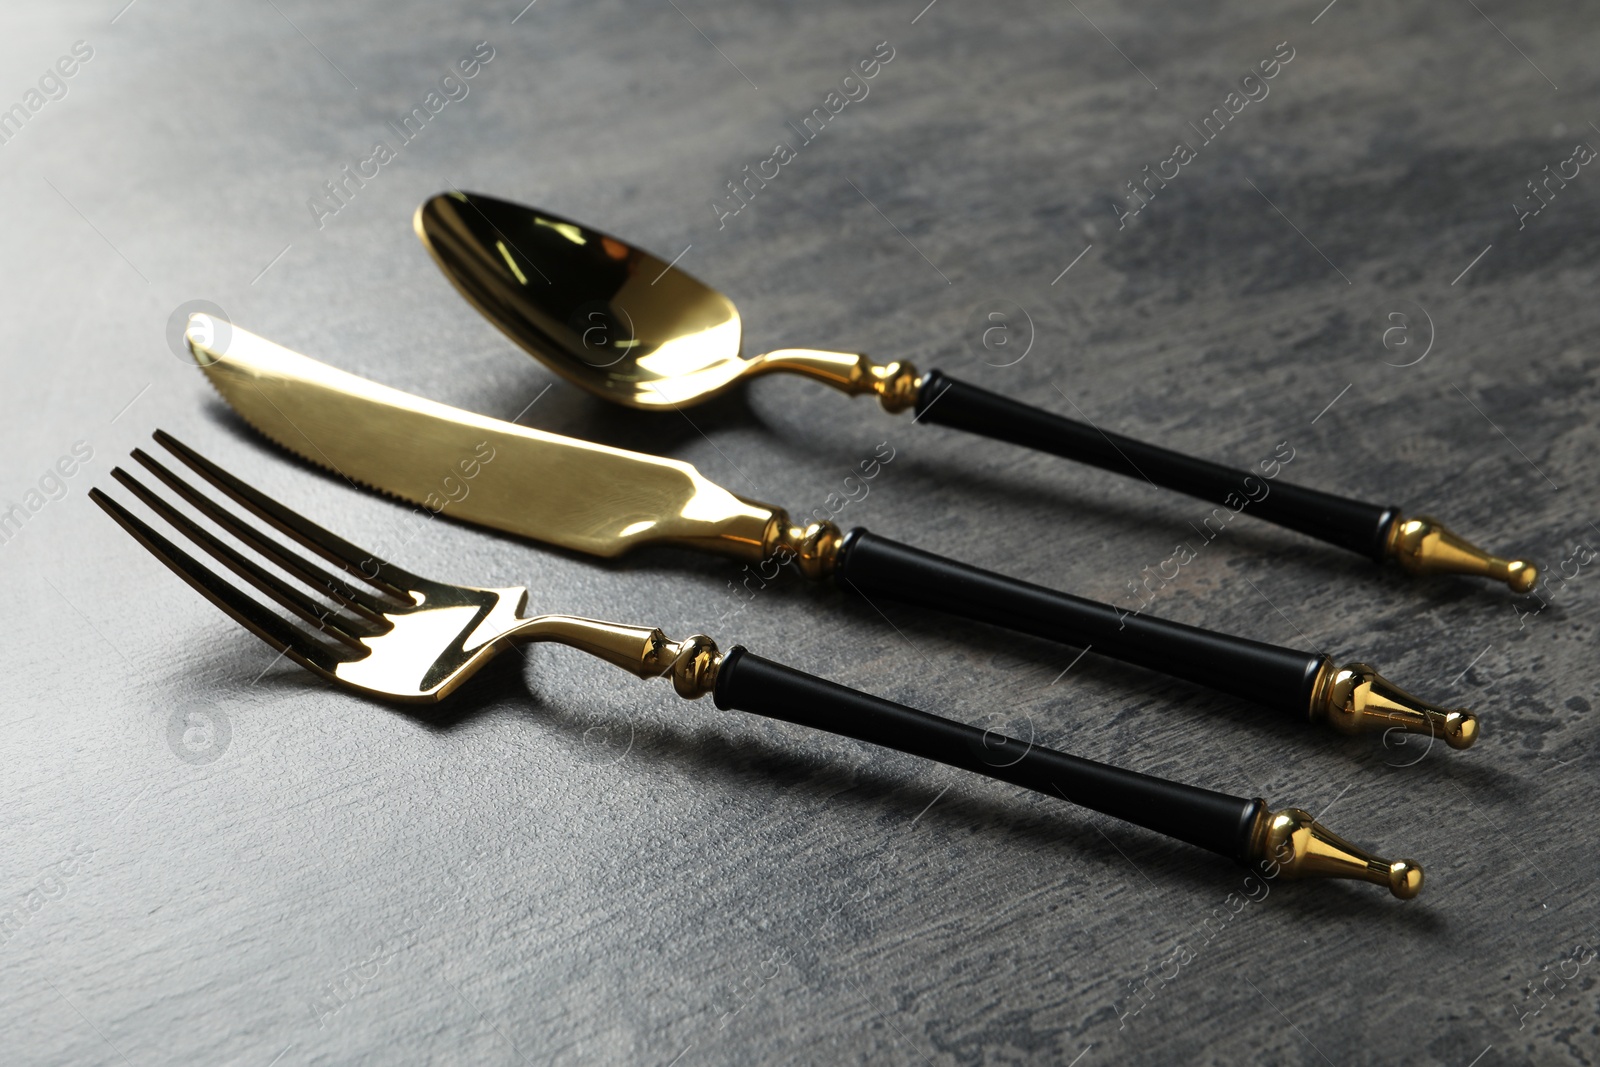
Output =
[
  {"x1": 912, "y1": 370, "x2": 1535, "y2": 591},
  {"x1": 711, "y1": 646, "x2": 1421, "y2": 897},
  {"x1": 832, "y1": 529, "x2": 1478, "y2": 749}
]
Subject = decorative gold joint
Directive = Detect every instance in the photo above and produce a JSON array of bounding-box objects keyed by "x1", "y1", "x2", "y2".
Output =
[
  {"x1": 516, "y1": 616, "x2": 721, "y2": 698},
  {"x1": 749, "y1": 350, "x2": 920, "y2": 414},
  {"x1": 1248, "y1": 804, "x2": 1423, "y2": 899},
  {"x1": 1386, "y1": 513, "x2": 1538, "y2": 593},
  {"x1": 761, "y1": 510, "x2": 844, "y2": 580},
  {"x1": 1308, "y1": 657, "x2": 1478, "y2": 750},
  {"x1": 642, "y1": 631, "x2": 723, "y2": 700},
  {"x1": 866, "y1": 359, "x2": 922, "y2": 414}
]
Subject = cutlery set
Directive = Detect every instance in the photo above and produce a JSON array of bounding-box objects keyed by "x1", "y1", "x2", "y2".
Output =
[{"x1": 94, "y1": 192, "x2": 1536, "y2": 900}]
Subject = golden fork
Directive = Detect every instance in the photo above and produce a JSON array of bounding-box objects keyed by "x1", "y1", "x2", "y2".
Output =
[{"x1": 89, "y1": 430, "x2": 1425, "y2": 897}]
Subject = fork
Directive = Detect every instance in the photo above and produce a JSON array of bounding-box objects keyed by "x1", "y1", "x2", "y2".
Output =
[{"x1": 90, "y1": 430, "x2": 1425, "y2": 898}]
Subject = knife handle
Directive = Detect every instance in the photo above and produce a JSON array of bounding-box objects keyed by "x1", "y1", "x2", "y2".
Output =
[
  {"x1": 710, "y1": 646, "x2": 1422, "y2": 897},
  {"x1": 835, "y1": 527, "x2": 1324, "y2": 714},
  {"x1": 831, "y1": 528, "x2": 1478, "y2": 749},
  {"x1": 714, "y1": 645, "x2": 1262, "y2": 859},
  {"x1": 915, "y1": 370, "x2": 1395, "y2": 558}
]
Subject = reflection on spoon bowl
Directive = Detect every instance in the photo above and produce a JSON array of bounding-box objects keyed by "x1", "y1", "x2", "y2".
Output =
[{"x1": 414, "y1": 191, "x2": 921, "y2": 411}]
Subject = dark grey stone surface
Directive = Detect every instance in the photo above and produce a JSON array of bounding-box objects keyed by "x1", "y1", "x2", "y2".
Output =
[{"x1": 2, "y1": 0, "x2": 1596, "y2": 1063}]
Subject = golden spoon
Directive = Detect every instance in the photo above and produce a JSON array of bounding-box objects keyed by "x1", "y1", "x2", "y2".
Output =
[{"x1": 415, "y1": 190, "x2": 1536, "y2": 592}]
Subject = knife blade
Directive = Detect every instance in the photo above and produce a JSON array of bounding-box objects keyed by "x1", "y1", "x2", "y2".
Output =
[{"x1": 191, "y1": 315, "x2": 776, "y2": 562}]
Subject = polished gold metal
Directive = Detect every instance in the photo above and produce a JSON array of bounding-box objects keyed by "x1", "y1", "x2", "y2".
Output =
[
  {"x1": 760, "y1": 514, "x2": 845, "y2": 580},
  {"x1": 193, "y1": 315, "x2": 848, "y2": 578},
  {"x1": 89, "y1": 431, "x2": 722, "y2": 704},
  {"x1": 190, "y1": 316, "x2": 782, "y2": 567},
  {"x1": 1307, "y1": 657, "x2": 1478, "y2": 749},
  {"x1": 1385, "y1": 513, "x2": 1538, "y2": 593},
  {"x1": 751, "y1": 351, "x2": 923, "y2": 413},
  {"x1": 414, "y1": 192, "x2": 921, "y2": 413},
  {"x1": 1247, "y1": 805, "x2": 1423, "y2": 899}
]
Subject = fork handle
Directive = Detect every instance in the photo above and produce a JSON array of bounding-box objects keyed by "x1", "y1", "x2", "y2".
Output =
[
  {"x1": 916, "y1": 371, "x2": 1396, "y2": 559},
  {"x1": 835, "y1": 528, "x2": 1325, "y2": 716},
  {"x1": 712, "y1": 646, "x2": 1263, "y2": 860}
]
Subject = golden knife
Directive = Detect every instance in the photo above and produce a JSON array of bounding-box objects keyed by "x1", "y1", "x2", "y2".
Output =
[{"x1": 190, "y1": 315, "x2": 1479, "y2": 750}]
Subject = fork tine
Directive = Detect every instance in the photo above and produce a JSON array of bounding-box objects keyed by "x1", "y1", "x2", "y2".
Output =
[
  {"x1": 153, "y1": 430, "x2": 425, "y2": 596},
  {"x1": 130, "y1": 446, "x2": 395, "y2": 623},
  {"x1": 89, "y1": 488, "x2": 348, "y2": 678},
  {"x1": 111, "y1": 465, "x2": 380, "y2": 652}
]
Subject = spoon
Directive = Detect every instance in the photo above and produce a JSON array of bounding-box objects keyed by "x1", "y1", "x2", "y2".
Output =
[{"x1": 415, "y1": 190, "x2": 1536, "y2": 593}]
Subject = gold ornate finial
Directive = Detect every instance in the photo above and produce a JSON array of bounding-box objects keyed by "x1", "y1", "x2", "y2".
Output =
[
  {"x1": 1308, "y1": 658, "x2": 1478, "y2": 749},
  {"x1": 760, "y1": 511, "x2": 844, "y2": 580},
  {"x1": 642, "y1": 632, "x2": 723, "y2": 699},
  {"x1": 866, "y1": 359, "x2": 923, "y2": 413},
  {"x1": 1386, "y1": 514, "x2": 1538, "y2": 593},
  {"x1": 1249, "y1": 805, "x2": 1423, "y2": 899}
]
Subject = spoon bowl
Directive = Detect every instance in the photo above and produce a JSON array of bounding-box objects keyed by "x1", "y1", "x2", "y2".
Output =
[{"x1": 415, "y1": 191, "x2": 920, "y2": 410}]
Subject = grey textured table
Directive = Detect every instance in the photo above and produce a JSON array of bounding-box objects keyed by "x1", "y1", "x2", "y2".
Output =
[{"x1": 2, "y1": 1, "x2": 1596, "y2": 1064}]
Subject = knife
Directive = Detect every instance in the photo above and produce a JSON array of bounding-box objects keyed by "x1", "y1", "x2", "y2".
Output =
[{"x1": 189, "y1": 315, "x2": 1479, "y2": 750}]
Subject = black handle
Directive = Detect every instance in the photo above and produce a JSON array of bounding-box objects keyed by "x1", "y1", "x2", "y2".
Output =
[
  {"x1": 714, "y1": 647, "x2": 1264, "y2": 861},
  {"x1": 836, "y1": 529, "x2": 1325, "y2": 715},
  {"x1": 916, "y1": 371, "x2": 1398, "y2": 560}
]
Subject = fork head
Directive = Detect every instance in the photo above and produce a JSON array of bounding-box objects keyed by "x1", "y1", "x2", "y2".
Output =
[{"x1": 91, "y1": 432, "x2": 721, "y2": 703}]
